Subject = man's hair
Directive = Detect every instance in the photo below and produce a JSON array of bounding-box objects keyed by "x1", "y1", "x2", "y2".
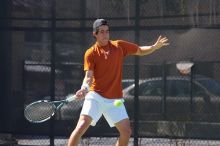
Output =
[{"x1": 93, "y1": 19, "x2": 108, "y2": 34}]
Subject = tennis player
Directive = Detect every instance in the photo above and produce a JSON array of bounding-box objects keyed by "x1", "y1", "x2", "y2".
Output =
[{"x1": 67, "y1": 19, "x2": 169, "y2": 146}]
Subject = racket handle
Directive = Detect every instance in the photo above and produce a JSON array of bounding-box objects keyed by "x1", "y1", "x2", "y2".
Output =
[{"x1": 65, "y1": 94, "x2": 76, "y2": 103}]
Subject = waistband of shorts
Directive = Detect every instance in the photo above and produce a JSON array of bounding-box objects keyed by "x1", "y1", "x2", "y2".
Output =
[{"x1": 86, "y1": 91, "x2": 122, "y2": 103}]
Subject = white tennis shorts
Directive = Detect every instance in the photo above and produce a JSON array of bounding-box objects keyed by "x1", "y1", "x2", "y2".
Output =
[{"x1": 80, "y1": 91, "x2": 129, "y2": 127}]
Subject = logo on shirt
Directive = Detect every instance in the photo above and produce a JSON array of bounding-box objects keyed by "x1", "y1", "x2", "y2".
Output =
[{"x1": 103, "y1": 51, "x2": 110, "y2": 59}]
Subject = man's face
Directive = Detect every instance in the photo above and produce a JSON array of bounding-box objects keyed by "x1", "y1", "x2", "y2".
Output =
[{"x1": 93, "y1": 25, "x2": 109, "y2": 46}]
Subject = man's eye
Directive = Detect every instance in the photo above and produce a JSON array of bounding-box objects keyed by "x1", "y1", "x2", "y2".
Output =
[{"x1": 99, "y1": 30, "x2": 108, "y2": 34}]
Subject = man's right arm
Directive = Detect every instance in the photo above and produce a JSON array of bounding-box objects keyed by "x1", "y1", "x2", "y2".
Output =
[{"x1": 75, "y1": 70, "x2": 93, "y2": 99}]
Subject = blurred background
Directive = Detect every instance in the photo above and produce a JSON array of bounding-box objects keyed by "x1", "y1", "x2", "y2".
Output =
[{"x1": 1, "y1": 0, "x2": 220, "y2": 145}]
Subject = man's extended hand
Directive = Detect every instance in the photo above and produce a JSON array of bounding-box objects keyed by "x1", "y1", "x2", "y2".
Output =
[{"x1": 153, "y1": 35, "x2": 169, "y2": 50}]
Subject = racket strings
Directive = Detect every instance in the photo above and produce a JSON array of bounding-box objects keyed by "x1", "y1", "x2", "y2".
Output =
[{"x1": 24, "y1": 102, "x2": 55, "y2": 122}]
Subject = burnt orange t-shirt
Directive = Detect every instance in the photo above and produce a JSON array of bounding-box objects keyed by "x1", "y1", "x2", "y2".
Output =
[{"x1": 84, "y1": 40, "x2": 139, "y2": 99}]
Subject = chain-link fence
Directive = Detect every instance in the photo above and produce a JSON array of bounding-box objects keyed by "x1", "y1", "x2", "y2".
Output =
[
  {"x1": 8, "y1": 61, "x2": 219, "y2": 146},
  {"x1": 1, "y1": 0, "x2": 220, "y2": 145}
]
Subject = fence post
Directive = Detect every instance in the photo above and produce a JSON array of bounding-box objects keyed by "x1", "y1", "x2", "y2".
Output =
[
  {"x1": 162, "y1": 61, "x2": 167, "y2": 119},
  {"x1": 134, "y1": 0, "x2": 140, "y2": 145},
  {"x1": 50, "y1": 0, "x2": 56, "y2": 145}
]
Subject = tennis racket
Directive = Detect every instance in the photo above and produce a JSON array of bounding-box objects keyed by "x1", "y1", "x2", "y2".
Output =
[{"x1": 24, "y1": 94, "x2": 76, "y2": 123}]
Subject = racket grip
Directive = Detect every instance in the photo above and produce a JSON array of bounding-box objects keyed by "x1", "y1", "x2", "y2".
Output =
[{"x1": 65, "y1": 94, "x2": 76, "y2": 103}]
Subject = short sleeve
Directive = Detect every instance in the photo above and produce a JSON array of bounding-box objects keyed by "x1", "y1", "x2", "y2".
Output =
[
  {"x1": 84, "y1": 49, "x2": 95, "y2": 71},
  {"x1": 117, "y1": 40, "x2": 139, "y2": 57}
]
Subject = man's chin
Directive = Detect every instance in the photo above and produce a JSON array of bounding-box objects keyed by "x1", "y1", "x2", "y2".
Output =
[{"x1": 102, "y1": 40, "x2": 109, "y2": 45}]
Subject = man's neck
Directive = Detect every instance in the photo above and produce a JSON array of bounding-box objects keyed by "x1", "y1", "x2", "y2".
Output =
[{"x1": 96, "y1": 41, "x2": 109, "y2": 47}]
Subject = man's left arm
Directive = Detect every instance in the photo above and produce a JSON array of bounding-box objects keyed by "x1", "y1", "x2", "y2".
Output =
[{"x1": 135, "y1": 36, "x2": 169, "y2": 56}]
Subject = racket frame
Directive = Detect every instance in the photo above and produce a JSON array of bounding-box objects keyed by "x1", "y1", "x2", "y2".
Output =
[{"x1": 24, "y1": 94, "x2": 76, "y2": 123}]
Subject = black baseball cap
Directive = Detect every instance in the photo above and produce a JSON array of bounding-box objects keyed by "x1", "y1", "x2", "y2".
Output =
[{"x1": 93, "y1": 19, "x2": 108, "y2": 32}]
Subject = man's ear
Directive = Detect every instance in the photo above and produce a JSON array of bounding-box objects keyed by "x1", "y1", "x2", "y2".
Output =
[{"x1": 93, "y1": 32, "x2": 97, "y2": 38}]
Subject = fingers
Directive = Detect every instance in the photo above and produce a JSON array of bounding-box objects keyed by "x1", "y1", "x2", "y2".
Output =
[
  {"x1": 76, "y1": 89, "x2": 88, "y2": 99},
  {"x1": 160, "y1": 36, "x2": 168, "y2": 42},
  {"x1": 159, "y1": 36, "x2": 169, "y2": 46},
  {"x1": 157, "y1": 35, "x2": 162, "y2": 42},
  {"x1": 163, "y1": 43, "x2": 170, "y2": 46}
]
